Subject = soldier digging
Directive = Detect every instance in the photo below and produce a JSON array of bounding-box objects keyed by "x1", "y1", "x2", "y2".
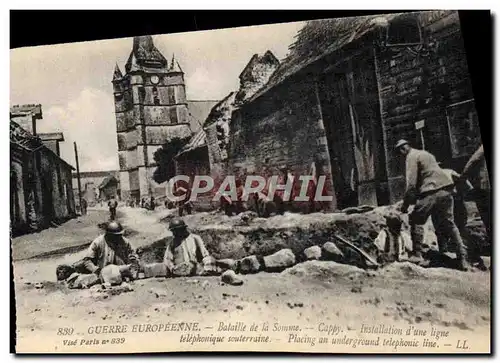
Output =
[{"x1": 395, "y1": 139, "x2": 469, "y2": 271}]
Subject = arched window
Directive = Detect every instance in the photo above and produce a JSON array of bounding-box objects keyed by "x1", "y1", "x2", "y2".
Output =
[{"x1": 386, "y1": 15, "x2": 422, "y2": 45}]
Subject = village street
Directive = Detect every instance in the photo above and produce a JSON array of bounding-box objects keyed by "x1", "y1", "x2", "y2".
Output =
[{"x1": 12, "y1": 206, "x2": 491, "y2": 353}]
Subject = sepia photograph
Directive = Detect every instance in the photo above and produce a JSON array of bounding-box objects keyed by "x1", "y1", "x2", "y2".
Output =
[{"x1": 10, "y1": 10, "x2": 491, "y2": 354}]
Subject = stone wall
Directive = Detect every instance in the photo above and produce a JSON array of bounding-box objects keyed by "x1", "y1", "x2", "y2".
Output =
[
  {"x1": 10, "y1": 144, "x2": 76, "y2": 236},
  {"x1": 375, "y1": 11, "x2": 479, "y2": 202},
  {"x1": 230, "y1": 79, "x2": 336, "y2": 212}
]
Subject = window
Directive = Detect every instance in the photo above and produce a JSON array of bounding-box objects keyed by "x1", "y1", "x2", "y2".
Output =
[
  {"x1": 56, "y1": 165, "x2": 63, "y2": 197},
  {"x1": 138, "y1": 87, "x2": 146, "y2": 103},
  {"x1": 386, "y1": 15, "x2": 422, "y2": 45},
  {"x1": 170, "y1": 108, "x2": 178, "y2": 124},
  {"x1": 167, "y1": 87, "x2": 176, "y2": 104},
  {"x1": 123, "y1": 90, "x2": 133, "y2": 110},
  {"x1": 152, "y1": 87, "x2": 160, "y2": 106}
]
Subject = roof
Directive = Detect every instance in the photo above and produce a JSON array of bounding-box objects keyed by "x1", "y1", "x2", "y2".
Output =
[
  {"x1": 73, "y1": 170, "x2": 120, "y2": 178},
  {"x1": 98, "y1": 175, "x2": 119, "y2": 189},
  {"x1": 113, "y1": 63, "x2": 123, "y2": 81},
  {"x1": 239, "y1": 54, "x2": 259, "y2": 80},
  {"x1": 10, "y1": 119, "x2": 42, "y2": 151},
  {"x1": 177, "y1": 94, "x2": 235, "y2": 157},
  {"x1": 10, "y1": 120, "x2": 74, "y2": 170},
  {"x1": 169, "y1": 54, "x2": 183, "y2": 73},
  {"x1": 10, "y1": 104, "x2": 43, "y2": 119},
  {"x1": 125, "y1": 35, "x2": 169, "y2": 73},
  {"x1": 38, "y1": 132, "x2": 64, "y2": 142},
  {"x1": 246, "y1": 13, "x2": 403, "y2": 104},
  {"x1": 176, "y1": 129, "x2": 207, "y2": 157},
  {"x1": 187, "y1": 100, "x2": 220, "y2": 132},
  {"x1": 239, "y1": 51, "x2": 280, "y2": 80},
  {"x1": 204, "y1": 92, "x2": 237, "y2": 127}
]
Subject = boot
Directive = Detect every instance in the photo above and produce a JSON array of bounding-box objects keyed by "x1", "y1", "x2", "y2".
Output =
[
  {"x1": 455, "y1": 241, "x2": 470, "y2": 271},
  {"x1": 456, "y1": 255, "x2": 470, "y2": 271},
  {"x1": 410, "y1": 224, "x2": 427, "y2": 266},
  {"x1": 408, "y1": 251, "x2": 424, "y2": 265}
]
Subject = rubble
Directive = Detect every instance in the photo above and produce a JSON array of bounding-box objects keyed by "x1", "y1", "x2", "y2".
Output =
[
  {"x1": 263, "y1": 248, "x2": 296, "y2": 272},
  {"x1": 303, "y1": 245, "x2": 322, "y2": 260},
  {"x1": 221, "y1": 270, "x2": 244, "y2": 286},
  {"x1": 322, "y1": 242, "x2": 344, "y2": 262},
  {"x1": 216, "y1": 259, "x2": 239, "y2": 272},
  {"x1": 239, "y1": 255, "x2": 261, "y2": 274},
  {"x1": 149, "y1": 288, "x2": 168, "y2": 298},
  {"x1": 283, "y1": 261, "x2": 366, "y2": 280}
]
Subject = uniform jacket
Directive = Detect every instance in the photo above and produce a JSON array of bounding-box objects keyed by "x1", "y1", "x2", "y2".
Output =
[
  {"x1": 404, "y1": 148, "x2": 454, "y2": 199},
  {"x1": 163, "y1": 233, "x2": 214, "y2": 275},
  {"x1": 83, "y1": 234, "x2": 135, "y2": 273}
]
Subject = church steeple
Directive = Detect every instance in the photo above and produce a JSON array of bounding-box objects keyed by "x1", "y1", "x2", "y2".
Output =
[
  {"x1": 113, "y1": 33, "x2": 192, "y2": 202},
  {"x1": 113, "y1": 63, "x2": 123, "y2": 81},
  {"x1": 169, "y1": 53, "x2": 183, "y2": 74},
  {"x1": 125, "y1": 35, "x2": 168, "y2": 73}
]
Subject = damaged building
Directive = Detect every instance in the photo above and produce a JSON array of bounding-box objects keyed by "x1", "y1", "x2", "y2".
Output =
[
  {"x1": 171, "y1": 11, "x2": 483, "y2": 214},
  {"x1": 72, "y1": 170, "x2": 120, "y2": 205},
  {"x1": 10, "y1": 104, "x2": 76, "y2": 236},
  {"x1": 226, "y1": 11, "x2": 483, "y2": 211},
  {"x1": 174, "y1": 50, "x2": 280, "y2": 209}
]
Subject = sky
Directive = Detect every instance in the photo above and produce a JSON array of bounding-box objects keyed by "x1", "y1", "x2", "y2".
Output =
[{"x1": 10, "y1": 21, "x2": 305, "y2": 172}]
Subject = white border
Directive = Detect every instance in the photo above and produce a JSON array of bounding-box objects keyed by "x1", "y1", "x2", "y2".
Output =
[{"x1": 2, "y1": 4, "x2": 499, "y2": 362}]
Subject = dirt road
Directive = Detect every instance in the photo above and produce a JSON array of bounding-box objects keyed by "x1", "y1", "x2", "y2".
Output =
[{"x1": 12, "y1": 207, "x2": 491, "y2": 354}]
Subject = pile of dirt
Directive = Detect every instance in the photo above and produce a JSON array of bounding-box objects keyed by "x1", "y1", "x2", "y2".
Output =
[
  {"x1": 138, "y1": 204, "x2": 489, "y2": 266},
  {"x1": 282, "y1": 260, "x2": 367, "y2": 280}
]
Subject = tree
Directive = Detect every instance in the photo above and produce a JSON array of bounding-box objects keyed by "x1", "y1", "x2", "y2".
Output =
[{"x1": 152, "y1": 136, "x2": 190, "y2": 184}]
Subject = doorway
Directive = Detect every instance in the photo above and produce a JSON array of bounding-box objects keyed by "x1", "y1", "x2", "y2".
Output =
[{"x1": 317, "y1": 56, "x2": 389, "y2": 209}]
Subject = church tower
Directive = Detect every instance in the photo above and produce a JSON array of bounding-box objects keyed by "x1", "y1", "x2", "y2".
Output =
[{"x1": 113, "y1": 35, "x2": 191, "y2": 201}]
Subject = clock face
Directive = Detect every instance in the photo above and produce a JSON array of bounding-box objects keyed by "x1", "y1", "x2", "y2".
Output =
[{"x1": 150, "y1": 75, "x2": 160, "y2": 85}]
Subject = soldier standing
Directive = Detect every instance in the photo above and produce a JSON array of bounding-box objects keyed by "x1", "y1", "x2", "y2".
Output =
[
  {"x1": 459, "y1": 144, "x2": 491, "y2": 238},
  {"x1": 395, "y1": 139, "x2": 468, "y2": 271},
  {"x1": 108, "y1": 196, "x2": 118, "y2": 220}
]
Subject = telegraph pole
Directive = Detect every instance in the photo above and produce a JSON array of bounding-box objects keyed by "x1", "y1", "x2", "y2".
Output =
[{"x1": 74, "y1": 142, "x2": 83, "y2": 214}]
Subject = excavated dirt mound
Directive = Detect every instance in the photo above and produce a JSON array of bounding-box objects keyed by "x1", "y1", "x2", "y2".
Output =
[
  {"x1": 139, "y1": 204, "x2": 489, "y2": 264},
  {"x1": 140, "y1": 209, "x2": 386, "y2": 263}
]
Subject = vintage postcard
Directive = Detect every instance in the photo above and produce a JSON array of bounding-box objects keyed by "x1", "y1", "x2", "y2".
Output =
[{"x1": 10, "y1": 10, "x2": 491, "y2": 354}]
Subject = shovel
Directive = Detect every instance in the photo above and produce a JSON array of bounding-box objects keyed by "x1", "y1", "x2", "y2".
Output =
[{"x1": 333, "y1": 233, "x2": 379, "y2": 269}]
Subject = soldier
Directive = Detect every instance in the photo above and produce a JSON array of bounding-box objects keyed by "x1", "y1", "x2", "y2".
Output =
[
  {"x1": 163, "y1": 218, "x2": 217, "y2": 277},
  {"x1": 79, "y1": 221, "x2": 138, "y2": 276},
  {"x1": 459, "y1": 145, "x2": 491, "y2": 238},
  {"x1": 438, "y1": 162, "x2": 474, "y2": 249},
  {"x1": 81, "y1": 196, "x2": 88, "y2": 216},
  {"x1": 108, "y1": 196, "x2": 118, "y2": 220},
  {"x1": 395, "y1": 139, "x2": 468, "y2": 271}
]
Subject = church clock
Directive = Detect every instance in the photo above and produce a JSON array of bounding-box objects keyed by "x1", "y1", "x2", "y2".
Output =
[{"x1": 150, "y1": 75, "x2": 160, "y2": 85}]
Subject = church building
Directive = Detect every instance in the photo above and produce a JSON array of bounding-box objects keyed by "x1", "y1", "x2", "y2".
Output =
[{"x1": 112, "y1": 35, "x2": 217, "y2": 201}]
